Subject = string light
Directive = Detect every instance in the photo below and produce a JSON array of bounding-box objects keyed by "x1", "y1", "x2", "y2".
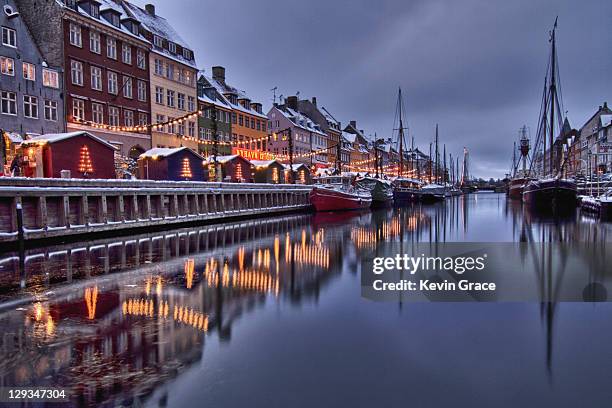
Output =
[
  {"x1": 78, "y1": 145, "x2": 94, "y2": 175},
  {"x1": 180, "y1": 158, "x2": 193, "y2": 179}
]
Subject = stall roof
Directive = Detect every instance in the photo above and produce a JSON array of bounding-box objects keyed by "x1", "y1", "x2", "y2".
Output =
[
  {"x1": 21, "y1": 131, "x2": 117, "y2": 150},
  {"x1": 251, "y1": 159, "x2": 282, "y2": 168},
  {"x1": 140, "y1": 147, "x2": 202, "y2": 159}
]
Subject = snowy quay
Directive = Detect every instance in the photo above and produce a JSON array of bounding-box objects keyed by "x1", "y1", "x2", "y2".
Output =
[{"x1": 0, "y1": 178, "x2": 312, "y2": 245}]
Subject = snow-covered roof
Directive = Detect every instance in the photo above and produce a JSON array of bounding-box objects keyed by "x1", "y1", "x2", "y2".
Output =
[
  {"x1": 123, "y1": 2, "x2": 197, "y2": 69},
  {"x1": 342, "y1": 132, "x2": 357, "y2": 144},
  {"x1": 600, "y1": 115, "x2": 612, "y2": 128},
  {"x1": 278, "y1": 107, "x2": 326, "y2": 136},
  {"x1": 22, "y1": 131, "x2": 117, "y2": 150},
  {"x1": 198, "y1": 89, "x2": 231, "y2": 110},
  {"x1": 57, "y1": 0, "x2": 149, "y2": 44},
  {"x1": 251, "y1": 160, "x2": 282, "y2": 168},
  {"x1": 200, "y1": 74, "x2": 267, "y2": 119},
  {"x1": 140, "y1": 147, "x2": 201, "y2": 159},
  {"x1": 284, "y1": 163, "x2": 309, "y2": 171},
  {"x1": 203, "y1": 155, "x2": 252, "y2": 165}
]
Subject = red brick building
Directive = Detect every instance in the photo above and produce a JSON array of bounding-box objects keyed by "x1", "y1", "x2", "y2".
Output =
[{"x1": 16, "y1": 0, "x2": 153, "y2": 159}]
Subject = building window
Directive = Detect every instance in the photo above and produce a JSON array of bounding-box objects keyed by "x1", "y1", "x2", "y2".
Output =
[
  {"x1": 42, "y1": 69, "x2": 59, "y2": 88},
  {"x1": 0, "y1": 56, "x2": 15, "y2": 76},
  {"x1": 155, "y1": 86, "x2": 164, "y2": 105},
  {"x1": 188, "y1": 121, "x2": 195, "y2": 137},
  {"x1": 168, "y1": 42, "x2": 176, "y2": 54},
  {"x1": 238, "y1": 115, "x2": 243, "y2": 126},
  {"x1": 90, "y1": 66, "x2": 102, "y2": 90},
  {"x1": 139, "y1": 112, "x2": 147, "y2": 126},
  {"x1": 123, "y1": 76, "x2": 132, "y2": 99},
  {"x1": 72, "y1": 98, "x2": 84, "y2": 121},
  {"x1": 232, "y1": 112, "x2": 237, "y2": 124},
  {"x1": 177, "y1": 69, "x2": 184, "y2": 83},
  {"x1": 92, "y1": 102, "x2": 104, "y2": 124},
  {"x1": 108, "y1": 71, "x2": 118, "y2": 94},
  {"x1": 1, "y1": 91, "x2": 17, "y2": 115},
  {"x1": 90, "y1": 3, "x2": 99, "y2": 18},
  {"x1": 44, "y1": 100, "x2": 58, "y2": 121},
  {"x1": 187, "y1": 96, "x2": 195, "y2": 112},
  {"x1": 22, "y1": 62, "x2": 35, "y2": 81},
  {"x1": 251, "y1": 118, "x2": 255, "y2": 129},
  {"x1": 137, "y1": 49, "x2": 146, "y2": 69},
  {"x1": 107, "y1": 37, "x2": 117, "y2": 59},
  {"x1": 262, "y1": 121, "x2": 266, "y2": 132},
  {"x1": 177, "y1": 93, "x2": 185, "y2": 110},
  {"x1": 70, "y1": 60, "x2": 83, "y2": 85},
  {"x1": 108, "y1": 106, "x2": 119, "y2": 126},
  {"x1": 122, "y1": 44, "x2": 131, "y2": 64},
  {"x1": 178, "y1": 122, "x2": 185, "y2": 136},
  {"x1": 89, "y1": 31, "x2": 101, "y2": 54},
  {"x1": 166, "y1": 63, "x2": 174, "y2": 80},
  {"x1": 124, "y1": 110, "x2": 134, "y2": 127},
  {"x1": 168, "y1": 117, "x2": 175, "y2": 134},
  {"x1": 137, "y1": 80, "x2": 147, "y2": 102},
  {"x1": 156, "y1": 114, "x2": 165, "y2": 132},
  {"x1": 182, "y1": 49, "x2": 192, "y2": 60},
  {"x1": 153, "y1": 35, "x2": 163, "y2": 48},
  {"x1": 110, "y1": 13, "x2": 120, "y2": 27},
  {"x1": 256, "y1": 120, "x2": 261, "y2": 131},
  {"x1": 199, "y1": 127, "x2": 205, "y2": 140},
  {"x1": 154, "y1": 58, "x2": 163, "y2": 75},
  {"x1": 166, "y1": 90, "x2": 175, "y2": 107},
  {"x1": 69, "y1": 23, "x2": 81, "y2": 47}
]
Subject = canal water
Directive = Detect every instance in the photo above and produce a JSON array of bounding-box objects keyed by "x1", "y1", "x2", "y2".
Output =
[{"x1": 0, "y1": 193, "x2": 611, "y2": 407}]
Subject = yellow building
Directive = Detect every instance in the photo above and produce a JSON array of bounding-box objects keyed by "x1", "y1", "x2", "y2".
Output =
[{"x1": 124, "y1": 3, "x2": 198, "y2": 151}]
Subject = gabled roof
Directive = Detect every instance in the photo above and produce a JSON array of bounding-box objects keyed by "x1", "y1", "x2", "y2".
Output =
[
  {"x1": 276, "y1": 106, "x2": 326, "y2": 135},
  {"x1": 123, "y1": 1, "x2": 197, "y2": 69},
  {"x1": 203, "y1": 155, "x2": 253, "y2": 165},
  {"x1": 251, "y1": 159, "x2": 283, "y2": 168},
  {"x1": 139, "y1": 147, "x2": 202, "y2": 159},
  {"x1": 600, "y1": 114, "x2": 612, "y2": 128},
  {"x1": 22, "y1": 131, "x2": 118, "y2": 150},
  {"x1": 199, "y1": 74, "x2": 267, "y2": 119}
]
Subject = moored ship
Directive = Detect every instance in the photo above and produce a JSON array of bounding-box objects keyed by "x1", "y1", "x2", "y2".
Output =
[{"x1": 310, "y1": 175, "x2": 372, "y2": 212}]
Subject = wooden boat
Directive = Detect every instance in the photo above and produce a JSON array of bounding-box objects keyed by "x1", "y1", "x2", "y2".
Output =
[
  {"x1": 310, "y1": 175, "x2": 372, "y2": 212},
  {"x1": 523, "y1": 178, "x2": 577, "y2": 210},
  {"x1": 600, "y1": 189, "x2": 612, "y2": 219},
  {"x1": 508, "y1": 177, "x2": 530, "y2": 199},
  {"x1": 355, "y1": 176, "x2": 393, "y2": 206},
  {"x1": 420, "y1": 183, "x2": 446, "y2": 202},
  {"x1": 392, "y1": 177, "x2": 423, "y2": 202}
]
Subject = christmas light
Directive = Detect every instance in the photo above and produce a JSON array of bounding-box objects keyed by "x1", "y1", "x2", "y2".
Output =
[
  {"x1": 236, "y1": 164, "x2": 243, "y2": 181},
  {"x1": 272, "y1": 167, "x2": 279, "y2": 183},
  {"x1": 78, "y1": 145, "x2": 94, "y2": 175},
  {"x1": 180, "y1": 157, "x2": 193, "y2": 179}
]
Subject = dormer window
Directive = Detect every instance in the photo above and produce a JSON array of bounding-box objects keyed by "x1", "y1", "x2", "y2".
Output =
[
  {"x1": 64, "y1": 0, "x2": 77, "y2": 10},
  {"x1": 91, "y1": 4, "x2": 99, "y2": 18},
  {"x1": 153, "y1": 35, "x2": 163, "y2": 48},
  {"x1": 111, "y1": 13, "x2": 120, "y2": 27},
  {"x1": 168, "y1": 42, "x2": 176, "y2": 54},
  {"x1": 131, "y1": 22, "x2": 139, "y2": 36},
  {"x1": 183, "y1": 49, "x2": 192, "y2": 60}
]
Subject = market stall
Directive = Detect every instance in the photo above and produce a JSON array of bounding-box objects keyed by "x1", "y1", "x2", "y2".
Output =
[{"x1": 138, "y1": 147, "x2": 206, "y2": 181}]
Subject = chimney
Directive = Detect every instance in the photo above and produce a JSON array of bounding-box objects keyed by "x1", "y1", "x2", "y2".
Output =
[
  {"x1": 350, "y1": 120, "x2": 357, "y2": 128},
  {"x1": 212, "y1": 66, "x2": 225, "y2": 83},
  {"x1": 145, "y1": 4, "x2": 155, "y2": 16},
  {"x1": 604, "y1": 102, "x2": 608, "y2": 110},
  {"x1": 312, "y1": 97, "x2": 317, "y2": 106},
  {"x1": 287, "y1": 96, "x2": 298, "y2": 110}
]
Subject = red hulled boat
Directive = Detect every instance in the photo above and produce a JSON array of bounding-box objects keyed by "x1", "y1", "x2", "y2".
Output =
[{"x1": 310, "y1": 175, "x2": 372, "y2": 212}]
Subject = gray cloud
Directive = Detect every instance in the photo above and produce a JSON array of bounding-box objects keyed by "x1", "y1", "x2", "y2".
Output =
[{"x1": 133, "y1": 0, "x2": 611, "y2": 178}]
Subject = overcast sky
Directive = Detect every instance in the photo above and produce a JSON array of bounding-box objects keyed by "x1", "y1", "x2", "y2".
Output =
[{"x1": 133, "y1": 0, "x2": 611, "y2": 178}]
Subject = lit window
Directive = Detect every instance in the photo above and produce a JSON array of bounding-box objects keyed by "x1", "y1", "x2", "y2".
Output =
[
  {"x1": 1, "y1": 91, "x2": 17, "y2": 115},
  {"x1": 42, "y1": 68, "x2": 59, "y2": 88},
  {"x1": 0, "y1": 56, "x2": 15, "y2": 76},
  {"x1": 22, "y1": 62, "x2": 35, "y2": 81}
]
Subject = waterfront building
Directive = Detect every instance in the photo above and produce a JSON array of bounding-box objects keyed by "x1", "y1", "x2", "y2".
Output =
[
  {"x1": 0, "y1": 0, "x2": 64, "y2": 146},
  {"x1": 268, "y1": 96, "x2": 327, "y2": 168},
  {"x1": 575, "y1": 102, "x2": 612, "y2": 176},
  {"x1": 343, "y1": 121, "x2": 371, "y2": 165},
  {"x1": 16, "y1": 0, "x2": 153, "y2": 158},
  {"x1": 199, "y1": 67, "x2": 268, "y2": 156},
  {"x1": 197, "y1": 75, "x2": 233, "y2": 156},
  {"x1": 124, "y1": 2, "x2": 198, "y2": 152}
]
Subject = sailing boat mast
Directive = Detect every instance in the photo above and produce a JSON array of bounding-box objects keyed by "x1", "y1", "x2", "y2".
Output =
[
  {"x1": 435, "y1": 125, "x2": 439, "y2": 183},
  {"x1": 397, "y1": 88, "x2": 405, "y2": 177},
  {"x1": 548, "y1": 18, "x2": 558, "y2": 176}
]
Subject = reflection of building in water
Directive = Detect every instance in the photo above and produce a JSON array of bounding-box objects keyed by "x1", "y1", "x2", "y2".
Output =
[{"x1": 0, "y1": 213, "x2": 345, "y2": 406}]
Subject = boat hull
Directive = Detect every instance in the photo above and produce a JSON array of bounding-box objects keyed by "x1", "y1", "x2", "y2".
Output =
[
  {"x1": 600, "y1": 201, "x2": 612, "y2": 220},
  {"x1": 393, "y1": 188, "x2": 421, "y2": 202},
  {"x1": 522, "y1": 179, "x2": 577, "y2": 210},
  {"x1": 309, "y1": 187, "x2": 372, "y2": 212},
  {"x1": 356, "y1": 178, "x2": 393, "y2": 205}
]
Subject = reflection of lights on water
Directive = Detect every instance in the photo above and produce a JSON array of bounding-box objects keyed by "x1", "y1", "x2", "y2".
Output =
[
  {"x1": 156, "y1": 276, "x2": 163, "y2": 296},
  {"x1": 28, "y1": 302, "x2": 55, "y2": 338},
  {"x1": 84, "y1": 286, "x2": 98, "y2": 320},
  {"x1": 122, "y1": 298, "x2": 208, "y2": 332},
  {"x1": 46, "y1": 315, "x2": 55, "y2": 336},
  {"x1": 185, "y1": 258, "x2": 195, "y2": 289},
  {"x1": 351, "y1": 215, "x2": 423, "y2": 248},
  {"x1": 34, "y1": 302, "x2": 43, "y2": 322}
]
